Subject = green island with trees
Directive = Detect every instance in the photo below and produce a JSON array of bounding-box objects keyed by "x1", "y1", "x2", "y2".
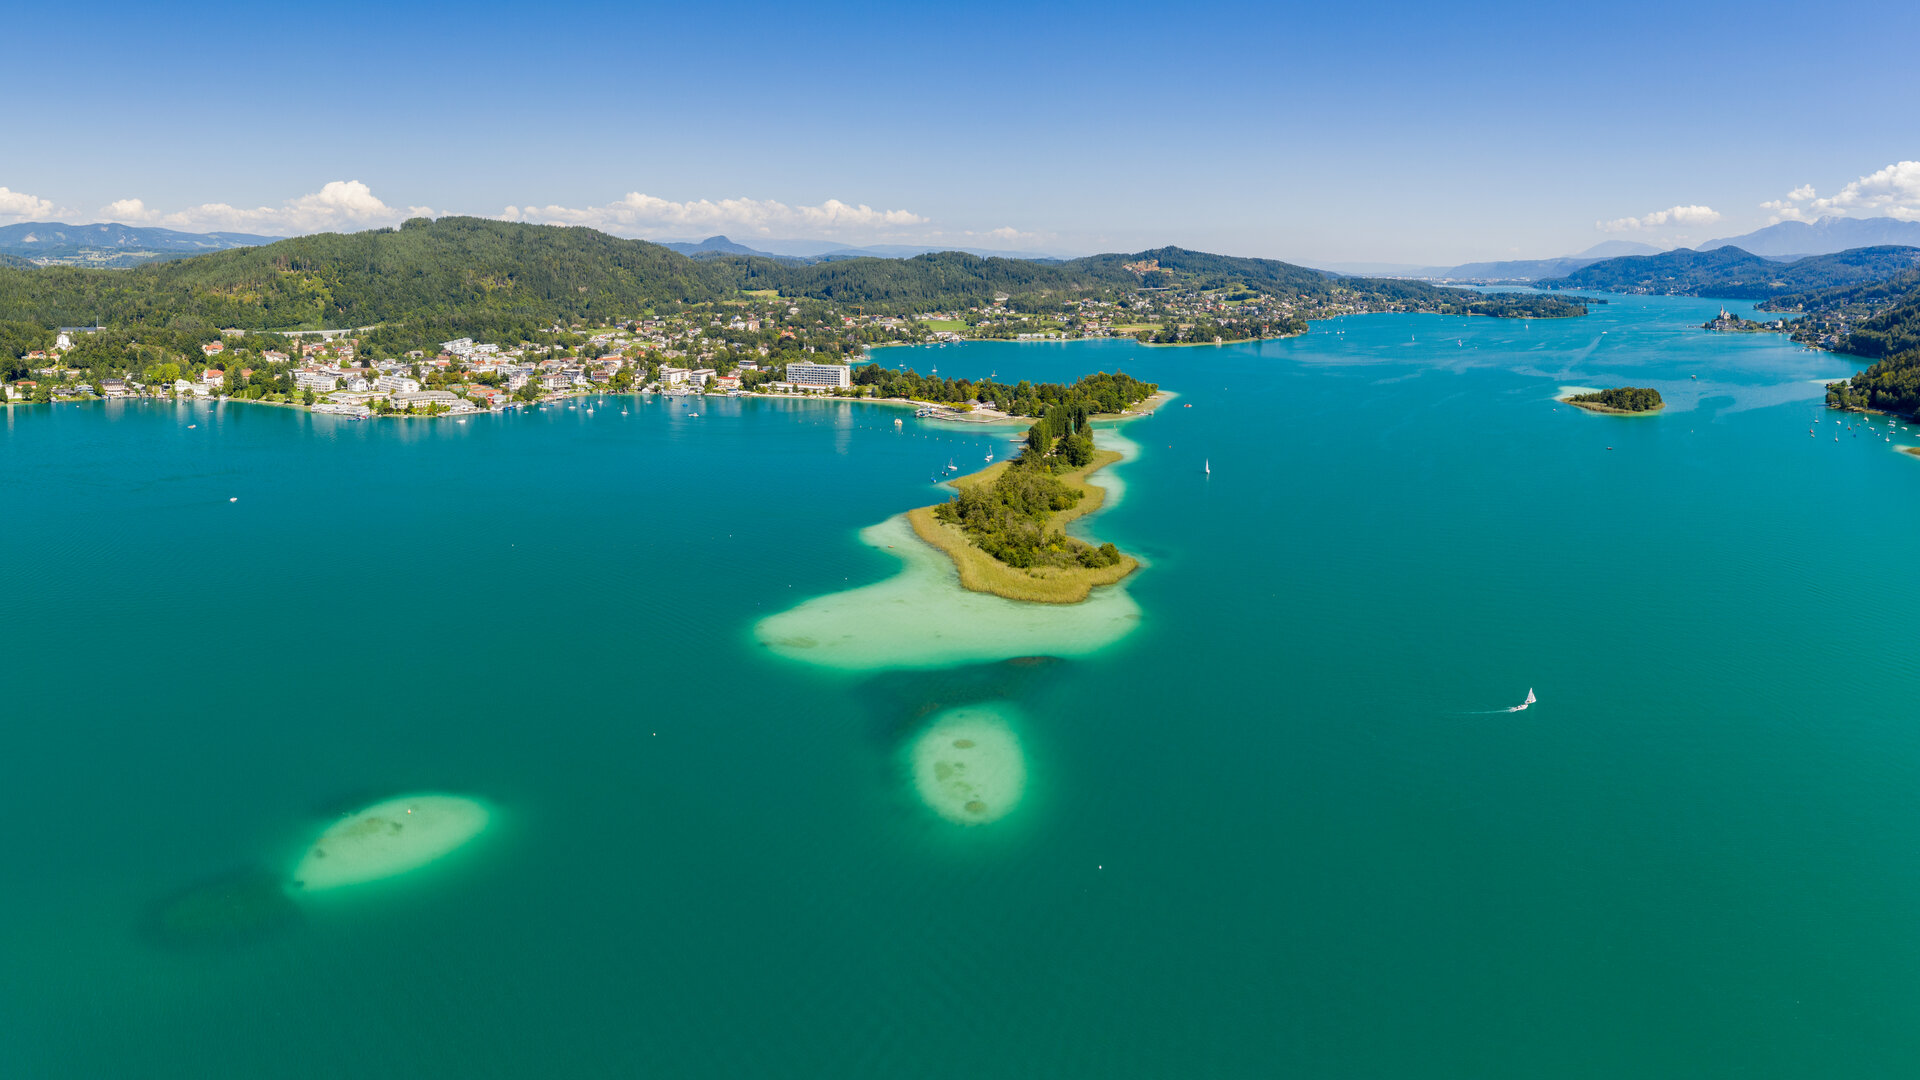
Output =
[
  {"x1": 1562, "y1": 386, "x2": 1665, "y2": 414},
  {"x1": 910, "y1": 373, "x2": 1157, "y2": 604}
]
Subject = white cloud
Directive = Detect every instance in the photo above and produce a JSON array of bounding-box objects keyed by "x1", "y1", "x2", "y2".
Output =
[
  {"x1": 98, "y1": 181, "x2": 432, "y2": 235},
  {"x1": 1763, "y1": 161, "x2": 1920, "y2": 223},
  {"x1": 0, "y1": 186, "x2": 60, "y2": 222},
  {"x1": 499, "y1": 192, "x2": 927, "y2": 240},
  {"x1": 1597, "y1": 204, "x2": 1721, "y2": 233},
  {"x1": 1759, "y1": 198, "x2": 1809, "y2": 223},
  {"x1": 24, "y1": 182, "x2": 958, "y2": 243},
  {"x1": 101, "y1": 197, "x2": 152, "y2": 221}
]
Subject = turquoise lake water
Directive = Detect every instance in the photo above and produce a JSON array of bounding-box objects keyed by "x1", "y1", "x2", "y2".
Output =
[{"x1": 8, "y1": 293, "x2": 1920, "y2": 1077}]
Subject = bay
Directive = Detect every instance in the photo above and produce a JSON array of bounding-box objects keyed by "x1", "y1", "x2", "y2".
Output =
[{"x1": 6, "y1": 292, "x2": 1919, "y2": 1077}]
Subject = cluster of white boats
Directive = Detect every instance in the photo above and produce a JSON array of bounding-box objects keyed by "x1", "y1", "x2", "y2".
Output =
[{"x1": 1814, "y1": 410, "x2": 1908, "y2": 443}]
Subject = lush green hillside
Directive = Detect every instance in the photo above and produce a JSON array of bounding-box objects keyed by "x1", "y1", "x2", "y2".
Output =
[
  {"x1": 1820, "y1": 284, "x2": 1920, "y2": 413},
  {"x1": 1764, "y1": 268, "x2": 1920, "y2": 315},
  {"x1": 1538, "y1": 245, "x2": 1920, "y2": 299},
  {"x1": 1072, "y1": 246, "x2": 1585, "y2": 316},
  {"x1": 734, "y1": 249, "x2": 1125, "y2": 310},
  {"x1": 1844, "y1": 289, "x2": 1920, "y2": 359},
  {"x1": 0, "y1": 217, "x2": 722, "y2": 332},
  {"x1": 0, "y1": 218, "x2": 1583, "y2": 345}
]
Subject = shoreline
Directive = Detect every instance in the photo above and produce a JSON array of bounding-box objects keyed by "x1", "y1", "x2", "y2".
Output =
[
  {"x1": 1827, "y1": 402, "x2": 1904, "y2": 420},
  {"x1": 2, "y1": 386, "x2": 1175, "y2": 428},
  {"x1": 1135, "y1": 330, "x2": 1306, "y2": 347}
]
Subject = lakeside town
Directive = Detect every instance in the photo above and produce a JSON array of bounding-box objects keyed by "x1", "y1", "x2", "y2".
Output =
[{"x1": 0, "y1": 269, "x2": 1504, "y2": 415}]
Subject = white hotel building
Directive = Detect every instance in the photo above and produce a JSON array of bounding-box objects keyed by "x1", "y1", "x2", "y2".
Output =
[{"x1": 785, "y1": 362, "x2": 851, "y2": 390}]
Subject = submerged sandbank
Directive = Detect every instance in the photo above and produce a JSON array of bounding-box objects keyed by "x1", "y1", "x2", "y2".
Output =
[
  {"x1": 1554, "y1": 386, "x2": 1604, "y2": 401},
  {"x1": 755, "y1": 514, "x2": 1141, "y2": 670},
  {"x1": 911, "y1": 704, "x2": 1028, "y2": 825},
  {"x1": 755, "y1": 418, "x2": 1148, "y2": 669},
  {"x1": 290, "y1": 794, "x2": 491, "y2": 893},
  {"x1": 143, "y1": 868, "x2": 304, "y2": 950}
]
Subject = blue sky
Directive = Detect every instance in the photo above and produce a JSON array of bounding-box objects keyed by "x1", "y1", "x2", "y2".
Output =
[{"x1": 4, "y1": 0, "x2": 1918, "y2": 264}]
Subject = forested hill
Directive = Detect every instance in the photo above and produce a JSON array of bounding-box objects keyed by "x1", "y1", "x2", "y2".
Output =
[
  {"x1": 1065, "y1": 246, "x2": 1583, "y2": 316},
  {"x1": 1840, "y1": 286, "x2": 1920, "y2": 359},
  {"x1": 0, "y1": 218, "x2": 721, "y2": 333},
  {"x1": 1764, "y1": 268, "x2": 1920, "y2": 316},
  {"x1": 1536, "y1": 245, "x2": 1920, "y2": 299},
  {"x1": 0, "y1": 216, "x2": 1580, "y2": 336}
]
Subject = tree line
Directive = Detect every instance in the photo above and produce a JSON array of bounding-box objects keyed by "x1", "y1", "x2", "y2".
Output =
[{"x1": 850, "y1": 366, "x2": 1156, "y2": 420}]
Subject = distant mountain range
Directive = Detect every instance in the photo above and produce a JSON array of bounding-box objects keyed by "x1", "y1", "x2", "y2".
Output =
[
  {"x1": 0, "y1": 221, "x2": 275, "y2": 267},
  {"x1": 1536, "y1": 244, "x2": 1920, "y2": 300},
  {"x1": 1407, "y1": 221, "x2": 1920, "y2": 281},
  {"x1": 1333, "y1": 241, "x2": 1669, "y2": 282},
  {"x1": 658, "y1": 234, "x2": 1067, "y2": 263},
  {"x1": 1700, "y1": 217, "x2": 1920, "y2": 258}
]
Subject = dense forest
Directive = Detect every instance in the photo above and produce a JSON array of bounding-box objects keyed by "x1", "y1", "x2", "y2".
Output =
[
  {"x1": 1567, "y1": 386, "x2": 1663, "y2": 412},
  {"x1": 1827, "y1": 352, "x2": 1920, "y2": 414},
  {"x1": 1539, "y1": 245, "x2": 1920, "y2": 299},
  {"x1": 0, "y1": 218, "x2": 1582, "y2": 348},
  {"x1": 930, "y1": 373, "x2": 1155, "y2": 568}
]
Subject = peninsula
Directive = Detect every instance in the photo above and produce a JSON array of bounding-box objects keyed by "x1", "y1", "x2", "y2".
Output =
[
  {"x1": 1703, "y1": 308, "x2": 1789, "y2": 334},
  {"x1": 1560, "y1": 386, "x2": 1665, "y2": 414},
  {"x1": 909, "y1": 374, "x2": 1155, "y2": 603}
]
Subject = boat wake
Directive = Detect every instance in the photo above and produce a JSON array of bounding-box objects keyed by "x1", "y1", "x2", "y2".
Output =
[{"x1": 1465, "y1": 688, "x2": 1536, "y2": 715}]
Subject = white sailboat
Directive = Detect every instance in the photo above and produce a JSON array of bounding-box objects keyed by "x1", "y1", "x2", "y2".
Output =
[
  {"x1": 1509, "y1": 688, "x2": 1537, "y2": 712},
  {"x1": 1204, "y1": 458, "x2": 1211, "y2": 475}
]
